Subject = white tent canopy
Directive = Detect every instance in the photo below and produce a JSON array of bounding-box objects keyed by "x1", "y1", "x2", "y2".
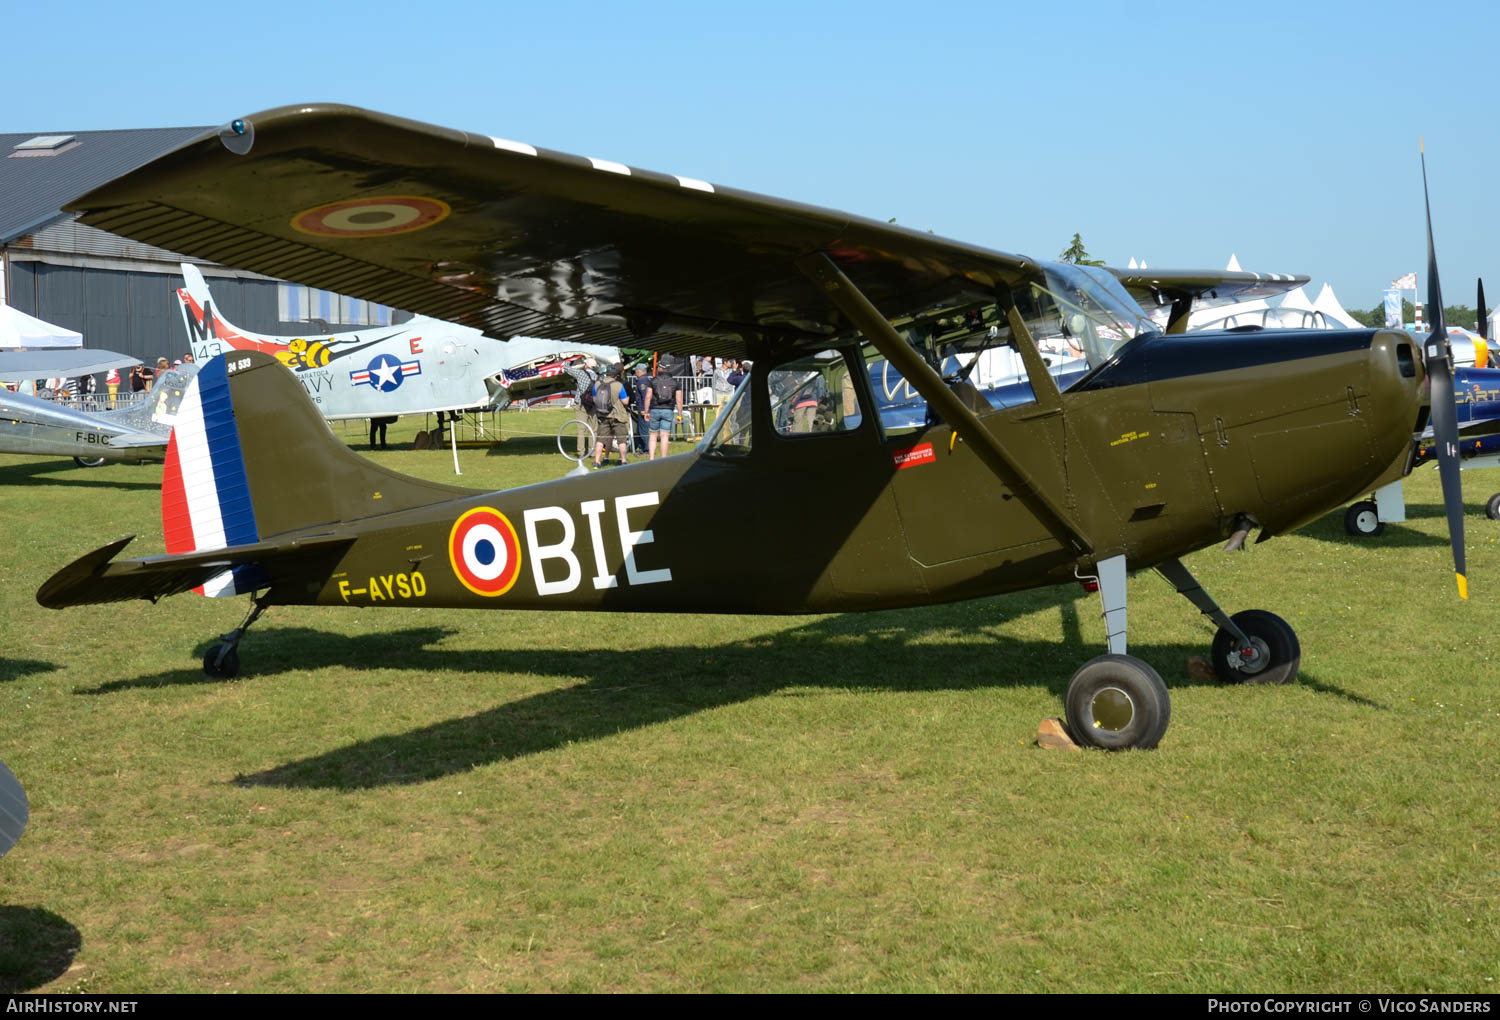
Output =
[
  {"x1": 1311, "y1": 283, "x2": 1363, "y2": 329},
  {"x1": 0, "y1": 304, "x2": 82, "y2": 349}
]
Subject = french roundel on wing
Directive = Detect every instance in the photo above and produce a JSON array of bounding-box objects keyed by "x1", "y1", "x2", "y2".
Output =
[
  {"x1": 448, "y1": 507, "x2": 523, "y2": 597},
  {"x1": 291, "y1": 196, "x2": 451, "y2": 238}
]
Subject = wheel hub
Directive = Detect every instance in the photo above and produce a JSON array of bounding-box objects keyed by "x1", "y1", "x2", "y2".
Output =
[
  {"x1": 1355, "y1": 509, "x2": 1378, "y2": 532},
  {"x1": 1227, "y1": 636, "x2": 1270, "y2": 674},
  {"x1": 1090, "y1": 686, "x2": 1136, "y2": 732}
]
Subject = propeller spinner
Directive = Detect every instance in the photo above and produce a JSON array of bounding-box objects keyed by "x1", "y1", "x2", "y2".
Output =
[{"x1": 1419, "y1": 143, "x2": 1468, "y2": 599}]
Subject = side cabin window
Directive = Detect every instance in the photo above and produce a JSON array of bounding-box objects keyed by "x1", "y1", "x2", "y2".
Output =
[
  {"x1": 863, "y1": 264, "x2": 1158, "y2": 437},
  {"x1": 705, "y1": 372, "x2": 753, "y2": 457},
  {"x1": 768, "y1": 350, "x2": 863, "y2": 437}
]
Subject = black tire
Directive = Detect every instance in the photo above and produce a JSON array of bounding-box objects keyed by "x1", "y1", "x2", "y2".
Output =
[
  {"x1": 72, "y1": 456, "x2": 106, "y2": 468},
  {"x1": 1210, "y1": 609, "x2": 1300, "y2": 686},
  {"x1": 1486, "y1": 493, "x2": 1500, "y2": 521},
  {"x1": 412, "y1": 430, "x2": 433, "y2": 451},
  {"x1": 203, "y1": 644, "x2": 240, "y2": 680},
  {"x1": 1343, "y1": 500, "x2": 1384, "y2": 537},
  {"x1": 1064, "y1": 654, "x2": 1171, "y2": 751}
]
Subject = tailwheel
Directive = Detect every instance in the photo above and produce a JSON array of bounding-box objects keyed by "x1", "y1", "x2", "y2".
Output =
[
  {"x1": 1210, "y1": 609, "x2": 1300, "y2": 686},
  {"x1": 1344, "y1": 500, "x2": 1385, "y2": 537},
  {"x1": 203, "y1": 643, "x2": 240, "y2": 680},
  {"x1": 1064, "y1": 654, "x2": 1171, "y2": 751},
  {"x1": 200, "y1": 594, "x2": 270, "y2": 680},
  {"x1": 1486, "y1": 493, "x2": 1500, "y2": 521}
]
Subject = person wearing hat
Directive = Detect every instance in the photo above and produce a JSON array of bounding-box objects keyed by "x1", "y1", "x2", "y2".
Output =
[{"x1": 592, "y1": 364, "x2": 632, "y2": 467}]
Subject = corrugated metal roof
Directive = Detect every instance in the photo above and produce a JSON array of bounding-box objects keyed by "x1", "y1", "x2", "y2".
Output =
[{"x1": 0, "y1": 126, "x2": 208, "y2": 243}]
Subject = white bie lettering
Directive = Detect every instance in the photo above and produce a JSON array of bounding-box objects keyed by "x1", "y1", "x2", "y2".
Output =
[
  {"x1": 523, "y1": 506, "x2": 580, "y2": 596},
  {"x1": 614, "y1": 492, "x2": 672, "y2": 586},
  {"x1": 579, "y1": 499, "x2": 617, "y2": 589}
]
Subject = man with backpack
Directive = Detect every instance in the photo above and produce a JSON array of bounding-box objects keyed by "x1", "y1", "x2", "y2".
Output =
[
  {"x1": 592, "y1": 364, "x2": 633, "y2": 467},
  {"x1": 564, "y1": 355, "x2": 599, "y2": 460},
  {"x1": 643, "y1": 360, "x2": 683, "y2": 460},
  {"x1": 629, "y1": 364, "x2": 651, "y2": 455}
]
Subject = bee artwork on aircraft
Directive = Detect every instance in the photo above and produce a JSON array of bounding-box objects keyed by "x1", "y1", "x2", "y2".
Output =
[
  {"x1": 35, "y1": 106, "x2": 1472, "y2": 750},
  {"x1": 176, "y1": 264, "x2": 587, "y2": 421}
]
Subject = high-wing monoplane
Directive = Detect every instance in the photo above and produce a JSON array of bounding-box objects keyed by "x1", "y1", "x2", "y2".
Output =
[{"x1": 36, "y1": 105, "x2": 1470, "y2": 751}]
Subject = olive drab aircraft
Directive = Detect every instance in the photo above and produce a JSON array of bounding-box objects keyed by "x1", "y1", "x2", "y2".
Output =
[
  {"x1": 176, "y1": 263, "x2": 585, "y2": 419},
  {"x1": 1344, "y1": 280, "x2": 1500, "y2": 535},
  {"x1": 34, "y1": 105, "x2": 1473, "y2": 751}
]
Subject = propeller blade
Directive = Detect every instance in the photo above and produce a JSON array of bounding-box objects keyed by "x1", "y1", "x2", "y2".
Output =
[
  {"x1": 1420, "y1": 145, "x2": 1468, "y2": 599},
  {"x1": 1479, "y1": 278, "x2": 1488, "y2": 341}
]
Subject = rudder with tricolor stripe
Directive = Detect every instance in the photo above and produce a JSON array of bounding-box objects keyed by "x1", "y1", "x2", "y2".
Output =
[{"x1": 160, "y1": 351, "x2": 480, "y2": 598}]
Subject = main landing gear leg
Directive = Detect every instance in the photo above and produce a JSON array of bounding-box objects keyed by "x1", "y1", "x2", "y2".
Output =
[
  {"x1": 202, "y1": 592, "x2": 272, "y2": 680},
  {"x1": 1064, "y1": 554, "x2": 1172, "y2": 751},
  {"x1": 1156, "y1": 558, "x2": 1300, "y2": 686}
]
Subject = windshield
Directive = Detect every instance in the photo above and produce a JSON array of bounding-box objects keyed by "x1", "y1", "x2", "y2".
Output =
[{"x1": 1022, "y1": 263, "x2": 1160, "y2": 370}]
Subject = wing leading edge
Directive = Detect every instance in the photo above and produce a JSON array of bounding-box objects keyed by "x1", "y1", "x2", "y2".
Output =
[{"x1": 66, "y1": 104, "x2": 1039, "y2": 359}]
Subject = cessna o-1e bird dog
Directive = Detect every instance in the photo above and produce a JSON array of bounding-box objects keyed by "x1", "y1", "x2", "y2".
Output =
[{"x1": 36, "y1": 105, "x2": 1471, "y2": 750}]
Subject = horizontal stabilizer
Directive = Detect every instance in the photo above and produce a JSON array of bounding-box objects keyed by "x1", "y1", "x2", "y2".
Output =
[{"x1": 37, "y1": 532, "x2": 354, "y2": 609}]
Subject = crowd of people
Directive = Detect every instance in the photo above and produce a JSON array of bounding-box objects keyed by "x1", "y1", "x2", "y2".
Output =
[
  {"x1": 565, "y1": 355, "x2": 749, "y2": 467},
  {"x1": 4, "y1": 353, "x2": 194, "y2": 409}
]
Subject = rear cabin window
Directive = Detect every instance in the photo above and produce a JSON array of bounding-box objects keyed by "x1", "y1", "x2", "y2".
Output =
[{"x1": 769, "y1": 350, "x2": 863, "y2": 437}]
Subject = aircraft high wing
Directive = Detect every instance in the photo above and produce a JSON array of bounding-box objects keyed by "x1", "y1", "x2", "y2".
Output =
[{"x1": 40, "y1": 104, "x2": 1467, "y2": 752}]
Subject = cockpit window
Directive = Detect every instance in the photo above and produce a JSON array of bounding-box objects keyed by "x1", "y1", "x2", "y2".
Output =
[
  {"x1": 857, "y1": 262, "x2": 1158, "y2": 436},
  {"x1": 1024, "y1": 264, "x2": 1160, "y2": 370},
  {"x1": 769, "y1": 350, "x2": 863, "y2": 437}
]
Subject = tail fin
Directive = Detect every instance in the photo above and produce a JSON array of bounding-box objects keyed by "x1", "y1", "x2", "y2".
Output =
[
  {"x1": 161, "y1": 351, "x2": 475, "y2": 597},
  {"x1": 177, "y1": 263, "x2": 315, "y2": 361}
]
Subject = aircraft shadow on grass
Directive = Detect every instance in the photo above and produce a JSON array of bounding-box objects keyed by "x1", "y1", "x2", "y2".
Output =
[
  {"x1": 1301, "y1": 508, "x2": 1455, "y2": 549},
  {"x1": 60, "y1": 592, "x2": 1364, "y2": 791},
  {"x1": 0, "y1": 658, "x2": 59, "y2": 683},
  {"x1": 0, "y1": 460, "x2": 158, "y2": 492},
  {"x1": 0, "y1": 906, "x2": 82, "y2": 993}
]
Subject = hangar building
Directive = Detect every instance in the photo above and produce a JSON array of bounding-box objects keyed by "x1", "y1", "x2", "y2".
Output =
[{"x1": 1, "y1": 126, "x2": 403, "y2": 364}]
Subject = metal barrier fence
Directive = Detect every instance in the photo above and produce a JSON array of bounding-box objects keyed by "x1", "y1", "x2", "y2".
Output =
[{"x1": 26, "y1": 389, "x2": 152, "y2": 412}]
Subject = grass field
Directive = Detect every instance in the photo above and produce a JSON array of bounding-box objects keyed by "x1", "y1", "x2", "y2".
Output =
[{"x1": 1, "y1": 409, "x2": 1497, "y2": 992}]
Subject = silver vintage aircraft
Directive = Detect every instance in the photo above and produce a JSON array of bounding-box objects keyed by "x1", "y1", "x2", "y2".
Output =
[{"x1": 0, "y1": 360, "x2": 197, "y2": 467}]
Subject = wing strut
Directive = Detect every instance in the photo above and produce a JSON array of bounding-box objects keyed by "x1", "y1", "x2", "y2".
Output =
[{"x1": 794, "y1": 253, "x2": 1092, "y2": 557}]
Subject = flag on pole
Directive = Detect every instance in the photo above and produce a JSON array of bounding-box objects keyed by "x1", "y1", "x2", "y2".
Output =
[
  {"x1": 1383, "y1": 289, "x2": 1403, "y2": 328},
  {"x1": 1390, "y1": 272, "x2": 1418, "y2": 290}
]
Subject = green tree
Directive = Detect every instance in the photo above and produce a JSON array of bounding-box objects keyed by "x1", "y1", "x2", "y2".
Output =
[
  {"x1": 1058, "y1": 233, "x2": 1104, "y2": 266},
  {"x1": 1350, "y1": 301, "x2": 1479, "y2": 330}
]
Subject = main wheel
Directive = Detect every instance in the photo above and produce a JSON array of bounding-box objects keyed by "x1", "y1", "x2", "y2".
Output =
[
  {"x1": 73, "y1": 456, "x2": 105, "y2": 468},
  {"x1": 1344, "y1": 500, "x2": 1384, "y2": 537},
  {"x1": 1064, "y1": 654, "x2": 1171, "y2": 751},
  {"x1": 202, "y1": 643, "x2": 240, "y2": 680},
  {"x1": 1486, "y1": 493, "x2": 1500, "y2": 521},
  {"x1": 1210, "y1": 610, "x2": 1300, "y2": 686}
]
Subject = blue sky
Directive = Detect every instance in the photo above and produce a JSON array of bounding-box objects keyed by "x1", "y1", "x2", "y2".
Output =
[{"x1": 6, "y1": 0, "x2": 1494, "y2": 314}]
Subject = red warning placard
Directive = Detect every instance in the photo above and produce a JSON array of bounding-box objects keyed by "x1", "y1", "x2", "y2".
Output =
[{"x1": 892, "y1": 442, "x2": 936, "y2": 469}]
